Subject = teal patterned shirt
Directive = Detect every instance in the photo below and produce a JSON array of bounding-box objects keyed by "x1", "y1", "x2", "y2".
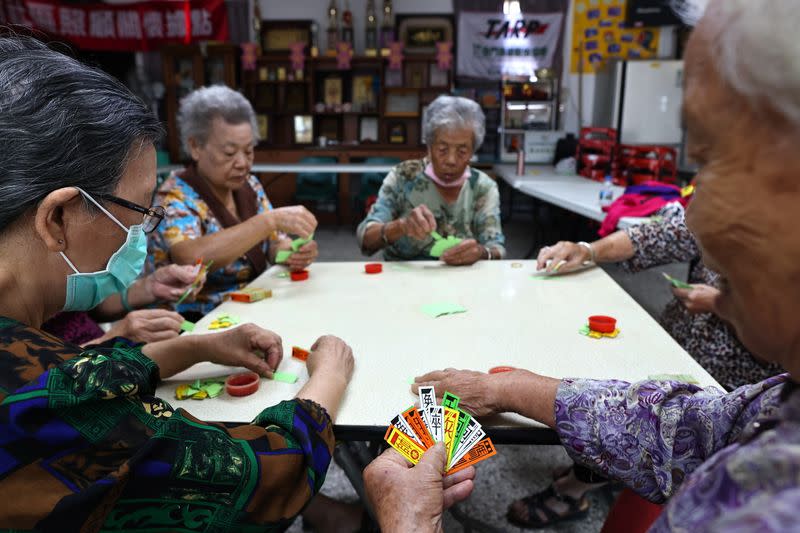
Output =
[
  {"x1": 356, "y1": 159, "x2": 506, "y2": 261},
  {"x1": 0, "y1": 317, "x2": 335, "y2": 532}
]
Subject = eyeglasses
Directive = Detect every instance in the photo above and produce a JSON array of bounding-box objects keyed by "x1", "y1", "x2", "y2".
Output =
[{"x1": 100, "y1": 195, "x2": 165, "y2": 233}]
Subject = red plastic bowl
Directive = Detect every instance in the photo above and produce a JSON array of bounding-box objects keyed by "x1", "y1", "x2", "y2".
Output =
[
  {"x1": 365, "y1": 263, "x2": 383, "y2": 274},
  {"x1": 588, "y1": 315, "x2": 617, "y2": 333},
  {"x1": 290, "y1": 270, "x2": 309, "y2": 282},
  {"x1": 225, "y1": 372, "x2": 260, "y2": 397}
]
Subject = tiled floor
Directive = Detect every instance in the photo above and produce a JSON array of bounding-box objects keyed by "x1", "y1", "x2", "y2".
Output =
[{"x1": 288, "y1": 216, "x2": 684, "y2": 532}]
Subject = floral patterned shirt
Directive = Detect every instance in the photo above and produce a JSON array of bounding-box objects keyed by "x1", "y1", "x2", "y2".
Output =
[
  {"x1": 356, "y1": 159, "x2": 506, "y2": 261},
  {"x1": 0, "y1": 316, "x2": 334, "y2": 532},
  {"x1": 555, "y1": 375, "x2": 800, "y2": 532},
  {"x1": 149, "y1": 173, "x2": 273, "y2": 315},
  {"x1": 622, "y1": 204, "x2": 783, "y2": 390}
]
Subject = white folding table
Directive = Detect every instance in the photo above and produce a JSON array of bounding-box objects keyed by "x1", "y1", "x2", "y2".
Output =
[{"x1": 158, "y1": 260, "x2": 718, "y2": 443}]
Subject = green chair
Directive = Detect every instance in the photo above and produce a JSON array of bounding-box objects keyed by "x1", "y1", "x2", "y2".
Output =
[
  {"x1": 295, "y1": 156, "x2": 339, "y2": 221},
  {"x1": 354, "y1": 157, "x2": 400, "y2": 222}
]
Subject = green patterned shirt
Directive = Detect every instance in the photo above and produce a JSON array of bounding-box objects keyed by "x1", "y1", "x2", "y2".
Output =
[
  {"x1": 0, "y1": 316, "x2": 335, "y2": 532},
  {"x1": 356, "y1": 158, "x2": 506, "y2": 261}
]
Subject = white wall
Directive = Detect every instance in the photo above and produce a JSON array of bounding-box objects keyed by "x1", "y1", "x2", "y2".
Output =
[{"x1": 260, "y1": 0, "x2": 453, "y2": 55}]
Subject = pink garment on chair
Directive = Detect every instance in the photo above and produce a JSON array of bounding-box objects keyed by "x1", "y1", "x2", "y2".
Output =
[{"x1": 598, "y1": 181, "x2": 688, "y2": 236}]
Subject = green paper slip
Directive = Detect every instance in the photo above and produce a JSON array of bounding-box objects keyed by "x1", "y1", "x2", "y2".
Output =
[
  {"x1": 662, "y1": 272, "x2": 693, "y2": 290},
  {"x1": 648, "y1": 373, "x2": 700, "y2": 385},
  {"x1": 442, "y1": 392, "x2": 460, "y2": 409},
  {"x1": 430, "y1": 237, "x2": 462, "y2": 258},
  {"x1": 578, "y1": 324, "x2": 591, "y2": 336},
  {"x1": 275, "y1": 250, "x2": 293, "y2": 263},
  {"x1": 276, "y1": 271, "x2": 290, "y2": 278},
  {"x1": 291, "y1": 233, "x2": 315, "y2": 252},
  {"x1": 204, "y1": 382, "x2": 224, "y2": 398},
  {"x1": 431, "y1": 231, "x2": 444, "y2": 240},
  {"x1": 272, "y1": 371, "x2": 298, "y2": 384},
  {"x1": 180, "y1": 320, "x2": 195, "y2": 332},
  {"x1": 421, "y1": 302, "x2": 467, "y2": 318}
]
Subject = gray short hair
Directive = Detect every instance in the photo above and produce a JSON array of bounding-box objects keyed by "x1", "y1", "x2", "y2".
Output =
[
  {"x1": 423, "y1": 95, "x2": 486, "y2": 150},
  {"x1": 0, "y1": 35, "x2": 162, "y2": 232},
  {"x1": 178, "y1": 85, "x2": 259, "y2": 155},
  {"x1": 676, "y1": 0, "x2": 800, "y2": 128}
]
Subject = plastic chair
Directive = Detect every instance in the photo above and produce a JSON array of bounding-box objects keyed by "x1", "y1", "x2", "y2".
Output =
[
  {"x1": 354, "y1": 156, "x2": 400, "y2": 215},
  {"x1": 295, "y1": 156, "x2": 339, "y2": 220}
]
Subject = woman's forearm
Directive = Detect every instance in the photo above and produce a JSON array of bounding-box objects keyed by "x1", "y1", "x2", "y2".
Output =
[
  {"x1": 142, "y1": 335, "x2": 203, "y2": 379},
  {"x1": 170, "y1": 213, "x2": 275, "y2": 268},
  {"x1": 361, "y1": 220, "x2": 405, "y2": 254},
  {"x1": 488, "y1": 370, "x2": 561, "y2": 428},
  {"x1": 295, "y1": 370, "x2": 349, "y2": 420},
  {"x1": 591, "y1": 230, "x2": 636, "y2": 264}
]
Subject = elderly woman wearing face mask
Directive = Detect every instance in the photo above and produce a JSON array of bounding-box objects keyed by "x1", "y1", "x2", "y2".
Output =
[
  {"x1": 364, "y1": 1, "x2": 800, "y2": 531},
  {"x1": 0, "y1": 36, "x2": 355, "y2": 531},
  {"x1": 357, "y1": 95, "x2": 506, "y2": 265},
  {"x1": 149, "y1": 86, "x2": 318, "y2": 318}
]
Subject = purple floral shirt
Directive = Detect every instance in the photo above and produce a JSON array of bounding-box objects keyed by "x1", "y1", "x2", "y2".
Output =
[{"x1": 555, "y1": 375, "x2": 800, "y2": 531}]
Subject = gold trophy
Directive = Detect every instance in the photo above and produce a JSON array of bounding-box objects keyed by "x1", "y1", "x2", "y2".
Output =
[
  {"x1": 326, "y1": 0, "x2": 339, "y2": 56},
  {"x1": 365, "y1": 0, "x2": 378, "y2": 56},
  {"x1": 380, "y1": 0, "x2": 394, "y2": 57}
]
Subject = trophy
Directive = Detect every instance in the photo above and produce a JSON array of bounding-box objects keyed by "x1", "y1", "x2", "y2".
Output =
[
  {"x1": 326, "y1": 0, "x2": 339, "y2": 55},
  {"x1": 341, "y1": 0, "x2": 354, "y2": 47},
  {"x1": 380, "y1": 0, "x2": 394, "y2": 56},
  {"x1": 310, "y1": 22, "x2": 319, "y2": 57},
  {"x1": 365, "y1": 0, "x2": 378, "y2": 56}
]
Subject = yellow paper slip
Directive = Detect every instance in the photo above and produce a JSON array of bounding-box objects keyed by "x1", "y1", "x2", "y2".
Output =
[
  {"x1": 443, "y1": 408, "x2": 460, "y2": 463},
  {"x1": 448, "y1": 437, "x2": 497, "y2": 474},
  {"x1": 384, "y1": 426, "x2": 427, "y2": 465}
]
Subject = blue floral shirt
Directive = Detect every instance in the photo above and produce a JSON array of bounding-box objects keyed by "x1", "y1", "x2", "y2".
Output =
[{"x1": 149, "y1": 173, "x2": 272, "y2": 315}]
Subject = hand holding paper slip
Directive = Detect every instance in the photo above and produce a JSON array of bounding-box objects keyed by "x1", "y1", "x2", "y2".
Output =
[{"x1": 384, "y1": 385, "x2": 497, "y2": 472}]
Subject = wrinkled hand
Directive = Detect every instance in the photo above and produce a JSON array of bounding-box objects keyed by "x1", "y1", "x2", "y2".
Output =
[
  {"x1": 145, "y1": 263, "x2": 203, "y2": 302},
  {"x1": 672, "y1": 284, "x2": 720, "y2": 314},
  {"x1": 413, "y1": 369, "x2": 498, "y2": 417},
  {"x1": 287, "y1": 241, "x2": 318, "y2": 272},
  {"x1": 306, "y1": 335, "x2": 355, "y2": 383},
  {"x1": 199, "y1": 323, "x2": 283, "y2": 377},
  {"x1": 270, "y1": 206, "x2": 318, "y2": 238},
  {"x1": 402, "y1": 205, "x2": 437, "y2": 240},
  {"x1": 364, "y1": 444, "x2": 476, "y2": 533},
  {"x1": 536, "y1": 241, "x2": 592, "y2": 273},
  {"x1": 107, "y1": 309, "x2": 184, "y2": 343},
  {"x1": 441, "y1": 239, "x2": 483, "y2": 266}
]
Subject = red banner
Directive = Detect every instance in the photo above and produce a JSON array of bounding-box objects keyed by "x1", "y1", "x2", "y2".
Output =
[{"x1": 0, "y1": 0, "x2": 230, "y2": 51}]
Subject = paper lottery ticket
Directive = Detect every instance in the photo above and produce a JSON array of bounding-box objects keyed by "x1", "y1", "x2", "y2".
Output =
[
  {"x1": 427, "y1": 405, "x2": 444, "y2": 442},
  {"x1": 418, "y1": 385, "x2": 437, "y2": 428},
  {"x1": 391, "y1": 413, "x2": 423, "y2": 446},
  {"x1": 385, "y1": 390, "x2": 496, "y2": 473}
]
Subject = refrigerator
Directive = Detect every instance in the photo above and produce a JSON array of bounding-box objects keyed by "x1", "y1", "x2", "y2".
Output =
[{"x1": 593, "y1": 59, "x2": 684, "y2": 149}]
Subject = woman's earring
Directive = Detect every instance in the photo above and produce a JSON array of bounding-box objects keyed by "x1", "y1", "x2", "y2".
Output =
[{"x1": 58, "y1": 239, "x2": 64, "y2": 244}]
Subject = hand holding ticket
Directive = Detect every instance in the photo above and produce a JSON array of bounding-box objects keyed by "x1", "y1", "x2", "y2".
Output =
[{"x1": 384, "y1": 385, "x2": 497, "y2": 473}]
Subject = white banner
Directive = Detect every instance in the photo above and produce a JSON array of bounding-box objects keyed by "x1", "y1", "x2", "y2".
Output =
[{"x1": 457, "y1": 12, "x2": 563, "y2": 79}]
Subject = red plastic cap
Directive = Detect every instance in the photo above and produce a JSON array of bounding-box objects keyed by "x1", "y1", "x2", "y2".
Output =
[
  {"x1": 225, "y1": 372, "x2": 260, "y2": 396},
  {"x1": 365, "y1": 263, "x2": 383, "y2": 274},
  {"x1": 489, "y1": 366, "x2": 516, "y2": 374},
  {"x1": 588, "y1": 315, "x2": 617, "y2": 333},
  {"x1": 290, "y1": 270, "x2": 310, "y2": 281}
]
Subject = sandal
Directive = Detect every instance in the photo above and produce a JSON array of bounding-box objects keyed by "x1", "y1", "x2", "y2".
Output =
[{"x1": 507, "y1": 485, "x2": 590, "y2": 529}]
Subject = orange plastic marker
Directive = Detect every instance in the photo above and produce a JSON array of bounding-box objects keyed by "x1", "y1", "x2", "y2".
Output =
[{"x1": 292, "y1": 346, "x2": 310, "y2": 361}]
